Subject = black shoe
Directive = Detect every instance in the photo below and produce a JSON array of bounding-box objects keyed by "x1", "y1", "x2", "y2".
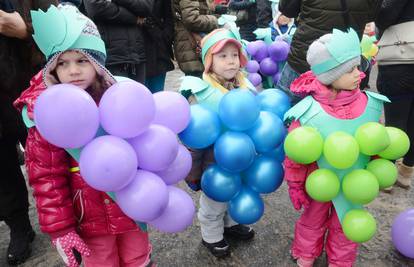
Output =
[
  {"x1": 224, "y1": 224, "x2": 255, "y2": 240},
  {"x1": 202, "y1": 239, "x2": 230, "y2": 258},
  {"x1": 7, "y1": 229, "x2": 35, "y2": 266}
]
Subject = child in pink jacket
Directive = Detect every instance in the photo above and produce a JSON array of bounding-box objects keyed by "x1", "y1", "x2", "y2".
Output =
[{"x1": 284, "y1": 29, "x2": 383, "y2": 267}]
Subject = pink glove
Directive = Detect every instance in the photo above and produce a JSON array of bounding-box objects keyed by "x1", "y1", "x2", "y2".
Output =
[
  {"x1": 52, "y1": 230, "x2": 91, "y2": 267},
  {"x1": 288, "y1": 181, "x2": 311, "y2": 211}
]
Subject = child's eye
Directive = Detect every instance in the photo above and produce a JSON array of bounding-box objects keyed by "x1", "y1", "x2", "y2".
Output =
[
  {"x1": 79, "y1": 59, "x2": 89, "y2": 63},
  {"x1": 57, "y1": 61, "x2": 66, "y2": 66},
  {"x1": 219, "y1": 54, "x2": 226, "y2": 58}
]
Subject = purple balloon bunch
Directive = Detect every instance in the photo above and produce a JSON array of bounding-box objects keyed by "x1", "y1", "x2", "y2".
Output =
[
  {"x1": 179, "y1": 89, "x2": 290, "y2": 224},
  {"x1": 245, "y1": 40, "x2": 290, "y2": 86},
  {"x1": 34, "y1": 82, "x2": 196, "y2": 233}
]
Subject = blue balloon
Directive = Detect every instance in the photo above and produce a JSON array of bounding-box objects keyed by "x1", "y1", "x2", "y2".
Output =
[
  {"x1": 246, "y1": 111, "x2": 286, "y2": 153},
  {"x1": 214, "y1": 131, "x2": 256, "y2": 172},
  {"x1": 243, "y1": 155, "x2": 284, "y2": 194},
  {"x1": 201, "y1": 165, "x2": 242, "y2": 202},
  {"x1": 228, "y1": 186, "x2": 264, "y2": 224},
  {"x1": 263, "y1": 143, "x2": 285, "y2": 162},
  {"x1": 179, "y1": 104, "x2": 221, "y2": 149},
  {"x1": 257, "y1": 89, "x2": 291, "y2": 119},
  {"x1": 219, "y1": 89, "x2": 260, "y2": 131}
]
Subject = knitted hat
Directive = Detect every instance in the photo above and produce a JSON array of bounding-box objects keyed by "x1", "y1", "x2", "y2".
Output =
[
  {"x1": 307, "y1": 28, "x2": 361, "y2": 85},
  {"x1": 31, "y1": 4, "x2": 114, "y2": 87},
  {"x1": 201, "y1": 28, "x2": 248, "y2": 74}
]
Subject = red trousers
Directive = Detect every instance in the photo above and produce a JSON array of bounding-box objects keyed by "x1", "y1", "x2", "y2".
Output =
[
  {"x1": 291, "y1": 200, "x2": 358, "y2": 267},
  {"x1": 83, "y1": 230, "x2": 152, "y2": 267}
]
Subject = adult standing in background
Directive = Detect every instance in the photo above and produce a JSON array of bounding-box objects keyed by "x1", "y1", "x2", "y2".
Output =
[
  {"x1": 228, "y1": 0, "x2": 257, "y2": 41},
  {"x1": 83, "y1": 0, "x2": 154, "y2": 84},
  {"x1": 172, "y1": 0, "x2": 218, "y2": 77},
  {"x1": 277, "y1": 0, "x2": 383, "y2": 103},
  {"x1": 141, "y1": 0, "x2": 174, "y2": 93},
  {"x1": 376, "y1": 0, "x2": 414, "y2": 190},
  {"x1": 256, "y1": 0, "x2": 272, "y2": 28},
  {"x1": 0, "y1": 0, "x2": 57, "y2": 265}
]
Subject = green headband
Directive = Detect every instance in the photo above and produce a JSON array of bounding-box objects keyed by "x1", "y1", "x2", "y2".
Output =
[
  {"x1": 201, "y1": 27, "x2": 242, "y2": 63},
  {"x1": 311, "y1": 28, "x2": 361, "y2": 75},
  {"x1": 31, "y1": 5, "x2": 106, "y2": 59}
]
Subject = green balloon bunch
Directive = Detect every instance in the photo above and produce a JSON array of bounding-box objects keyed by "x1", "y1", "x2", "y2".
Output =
[{"x1": 285, "y1": 123, "x2": 410, "y2": 244}]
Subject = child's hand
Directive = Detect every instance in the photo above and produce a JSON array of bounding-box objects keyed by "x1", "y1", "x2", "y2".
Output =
[
  {"x1": 52, "y1": 230, "x2": 91, "y2": 267},
  {"x1": 287, "y1": 181, "x2": 311, "y2": 211}
]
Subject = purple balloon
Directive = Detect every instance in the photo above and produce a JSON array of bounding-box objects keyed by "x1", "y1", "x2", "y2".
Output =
[
  {"x1": 272, "y1": 72, "x2": 282, "y2": 85},
  {"x1": 260, "y1": 58, "x2": 279, "y2": 76},
  {"x1": 246, "y1": 41, "x2": 261, "y2": 56},
  {"x1": 99, "y1": 81, "x2": 155, "y2": 138},
  {"x1": 246, "y1": 60, "x2": 260, "y2": 73},
  {"x1": 116, "y1": 170, "x2": 169, "y2": 222},
  {"x1": 129, "y1": 124, "x2": 179, "y2": 171},
  {"x1": 154, "y1": 145, "x2": 192, "y2": 185},
  {"x1": 254, "y1": 46, "x2": 269, "y2": 62},
  {"x1": 149, "y1": 186, "x2": 195, "y2": 233},
  {"x1": 34, "y1": 84, "x2": 99, "y2": 149},
  {"x1": 268, "y1": 41, "x2": 290, "y2": 62},
  {"x1": 79, "y1": 135, "x2": 137, "y2": 191},
  {"x1": 152, "y1": 91, "x2": 191, "y2": 134},
  {"x1": 248, "y1": 73, "x2": 262, "y2": 87},
  {"x1": 392, "y1": 208, "x2": 414, "y2": 259}
]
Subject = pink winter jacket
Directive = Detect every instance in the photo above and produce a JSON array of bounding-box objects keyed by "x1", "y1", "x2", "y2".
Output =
[{"x1": 285, "y1": 71, "x2": 368, "y2": 184}]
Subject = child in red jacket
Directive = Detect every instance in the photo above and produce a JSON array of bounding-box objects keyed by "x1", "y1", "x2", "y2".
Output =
[
  {"x1": 284, "y1": 28, "x2": 387, "y2": 267},
  {"x1": 14, "y1": 4, "x2": 152, "y2": 267}
]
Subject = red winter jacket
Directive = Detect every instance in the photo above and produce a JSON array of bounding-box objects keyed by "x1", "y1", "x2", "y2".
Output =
[{"x1": 14, "y1": 71, "x2": 138, "y2": 239}]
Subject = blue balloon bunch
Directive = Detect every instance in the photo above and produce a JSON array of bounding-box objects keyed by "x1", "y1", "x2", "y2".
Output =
[{"x1": 179, "y1": 89, "x2": 290, "y2": 224}]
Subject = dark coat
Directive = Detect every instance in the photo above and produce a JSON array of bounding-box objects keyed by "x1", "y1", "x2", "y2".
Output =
[
  {"x1": 0, "y1": 0, "x2": 56, "y2": 140},
  {"x1": 256, "y1": 0, "x2": 272, "y2": 28},
  {"x1": 279, "y1": 0, "x2": 383, "y2": 74},
  {"x1": 142, "y1": 0, "x2": 174, "y2": 78},
  {"x1": 83, "y1": 0, "x2": 154, "y2": 66},
  {"x1": 172, "y1": 0, "x2": 218, "y2": 74},
  {"x1": 228, "y1": 0, "x2": 257, "y2": 41}
]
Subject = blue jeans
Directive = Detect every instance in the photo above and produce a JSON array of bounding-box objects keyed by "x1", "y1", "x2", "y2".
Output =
[
  {"x1": 276, "y1": 63, "x2": 302, "y2": 105},
  {"x1": 144, "y1": 74, "x2": 166, "y2": 93}
]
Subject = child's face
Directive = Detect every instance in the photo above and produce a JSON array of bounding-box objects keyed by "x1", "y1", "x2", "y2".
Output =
[
  {"x1": 55, "y1": 50, "x2": 97, "y2": 90},
  {"x1": 277, "y1": 15, "x2": 291, "y2": 26},
  {"x1": 211, "y1": 43, "x2": 240, "y2": 81},
  {"x1": 331, "y1": 66, "x2": 360, "y2": 91}
]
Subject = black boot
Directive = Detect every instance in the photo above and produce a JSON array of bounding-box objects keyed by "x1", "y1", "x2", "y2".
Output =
[
  {"x1": 202, "y1": 239, "x2": 230, "y2": 258},
  {"x1": 224, "y1": 224, "x2": 255, "y2": 240},
  {"x1": 7, "y1": 227, "x2": 35, "y2": 265},
  {"x1": 5, "y1": 212, "x2": 35, "y2": 266}
]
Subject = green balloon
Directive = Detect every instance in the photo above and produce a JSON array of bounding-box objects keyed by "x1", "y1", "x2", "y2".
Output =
[
  {"x1": 305, "y1": 169, "x2": 340, "y2": 202},
  {"x1": 284, "y1": 126, "x2": 323, "y2": 164},
  {"x1": 366, "y1": 159, "x2": 397, "y2": 189},
  {"x1": 323, "y1": 131, "x2": 359, "y2": 169},
  {"x1": 378, "y1": 127, "x2": 410, "y2": 160},
  {"x1": 355, "y1": 122, "x2": 390, "y2": 156},
  {"x1": 342, "y1": 169, "x2": 379, "y2": 205},
  {"x1": 342, "y1": 209, "x2": 377, "y2": 243}
]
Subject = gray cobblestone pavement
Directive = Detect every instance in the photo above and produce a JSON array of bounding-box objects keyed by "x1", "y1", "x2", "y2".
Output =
[{"x1": 1, "y1": 65, "x2": 414, "y2": 267}]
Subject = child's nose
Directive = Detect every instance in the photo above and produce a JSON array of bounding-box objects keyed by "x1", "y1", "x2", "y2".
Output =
[{"x1": 69, "y1": 64, "x2": 80, "y2": 75}]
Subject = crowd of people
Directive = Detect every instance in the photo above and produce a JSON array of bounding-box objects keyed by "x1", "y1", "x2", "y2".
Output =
[{"x1": 1, "y1": 0, "x2": 413, "y2": 266}]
